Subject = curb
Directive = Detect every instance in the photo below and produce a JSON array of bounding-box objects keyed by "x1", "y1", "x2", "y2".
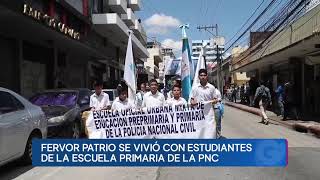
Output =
[
  {"x1": 224, "y1": 101, "x2": 320, "y2": 137},
  {"x1": 309, "y1": 125, "x2": 320, "y2": 137}
]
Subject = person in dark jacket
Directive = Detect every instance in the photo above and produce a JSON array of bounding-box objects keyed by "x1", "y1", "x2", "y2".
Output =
[
  {"x1": 283, "y1": 81, "x2": 298, "y2": 120},
  {"x1": 275, "y1": 80, "x2": 284, "y2": 117},
  {"x1": 254, "y1": 81, "x2": 272, "y2": 125},
  {"x1": 249, "y1": 77, "x2": 259, "y2": 107}
]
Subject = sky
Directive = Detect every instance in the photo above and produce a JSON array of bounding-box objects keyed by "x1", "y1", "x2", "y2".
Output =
[{"x1": 136, "y1": 0, "x2": 267, "y2": 54}]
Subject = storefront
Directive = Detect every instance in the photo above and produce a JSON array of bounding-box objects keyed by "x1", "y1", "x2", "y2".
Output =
[{"x1": 0, "y1": 0, "x2": 106, "y2": 97}]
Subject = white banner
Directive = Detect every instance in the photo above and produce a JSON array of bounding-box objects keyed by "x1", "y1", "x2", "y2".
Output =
[{"x1": 86, "y1": 102, "x2": 216, "y2": 139}]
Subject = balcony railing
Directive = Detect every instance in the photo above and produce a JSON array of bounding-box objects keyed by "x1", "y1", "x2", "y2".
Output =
[
  {"x1": 108, "y1": 0, "x2": 127, "y2": 14},
  {"x1": 127, "y1": 0, "x2": 141, "y2": 11}
]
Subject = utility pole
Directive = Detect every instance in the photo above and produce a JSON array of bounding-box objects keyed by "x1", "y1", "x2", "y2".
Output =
[{"x1": 197, "y1": 24, "x2": 222, "y2": 92}]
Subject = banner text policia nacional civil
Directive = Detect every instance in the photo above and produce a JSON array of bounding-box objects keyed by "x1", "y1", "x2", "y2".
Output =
[{"x1": 86, "y1": 102, "x2": 216, "y2": 139}]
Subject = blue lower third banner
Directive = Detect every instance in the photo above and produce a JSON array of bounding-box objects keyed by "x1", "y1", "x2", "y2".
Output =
[{"x1": 32, "y1": 139, "x2": 288, "y2": 167}]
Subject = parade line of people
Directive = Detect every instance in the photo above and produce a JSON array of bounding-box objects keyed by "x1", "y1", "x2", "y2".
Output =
[{"x1": 89, "y1": 69, "x2": 224, "y2": 138}]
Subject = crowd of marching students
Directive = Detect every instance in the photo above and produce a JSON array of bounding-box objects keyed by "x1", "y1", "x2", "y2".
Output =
[{"x1": 89, "y1": 69, "x2": 224, "y2": 138}]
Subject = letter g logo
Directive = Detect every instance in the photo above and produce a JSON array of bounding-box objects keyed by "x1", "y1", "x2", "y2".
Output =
[{"x1": 254, "y1": 140, "x2": 287, "y2": 166}]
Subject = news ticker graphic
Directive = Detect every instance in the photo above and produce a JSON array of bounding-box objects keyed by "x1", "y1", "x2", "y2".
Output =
[{"x1": 32, "y1": 139, "x2": 288, "y2": 167}]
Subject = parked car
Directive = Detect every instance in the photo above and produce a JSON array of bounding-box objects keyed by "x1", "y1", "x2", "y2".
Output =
[
  {"x1": 0, "y1": 87, "x2": 47, "y2": 166},
  {"x1": 91, "y1": 89, "x2": 118, "y2": 105},
  {"x1": 29, "y1": 88, "x2": 92, "y2": 138}
]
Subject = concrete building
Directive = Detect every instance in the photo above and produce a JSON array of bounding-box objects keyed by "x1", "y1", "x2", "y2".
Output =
[
  {"x1": 145, "y1": 41, "x2": 163, "y2": 81},
  {"x1": 158, "y1": 48, "x2": 176, "y2": 83},
  {"x1": 231, "y1": 4, "x2": 320, "y2": 117},
  {"x1": 162, "y1": 48, "x2": 176, "y2": 59},
  {"x1": 0, "y1": 0, "x2": 148, "y2": 97},
  {"x1": 192, "y1": 39, "x2": 225, "y2": 63},
  {"x1": 230, "y1": 46, "x2": 250, "y2": 86}
]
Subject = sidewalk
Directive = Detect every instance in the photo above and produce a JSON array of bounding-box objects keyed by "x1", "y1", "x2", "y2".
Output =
[{"x1": 225, "y1": 101, "x2": 320, "y2": 138}]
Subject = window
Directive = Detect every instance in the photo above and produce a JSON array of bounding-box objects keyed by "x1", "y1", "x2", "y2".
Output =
[
  {"x1": 0, "y1": 91, "x2": 24, "y2": 115},
  {"x1": 30, "y1": 92, "x2": 77, "y2": 107}
]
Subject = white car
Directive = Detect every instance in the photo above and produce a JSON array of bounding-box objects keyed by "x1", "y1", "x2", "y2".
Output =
[{"x1": 0, "y1": 87, "x2": 47, "y2": 166}]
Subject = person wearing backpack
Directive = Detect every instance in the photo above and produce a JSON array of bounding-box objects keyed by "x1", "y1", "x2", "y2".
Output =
[{"x1": 254, "y1": 81, "x2": 272, "y2": 125}]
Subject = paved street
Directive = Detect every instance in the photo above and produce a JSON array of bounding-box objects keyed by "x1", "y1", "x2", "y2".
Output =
[{"x1": 1, "y1": 106, "x2": 320, "y2": 180}]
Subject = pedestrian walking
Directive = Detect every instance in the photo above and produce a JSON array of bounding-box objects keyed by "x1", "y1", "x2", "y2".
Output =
[
  {"x1": 240, "y1": 84, "x2": 245, "y2": 104},
  {"x1": 245, "y1": 82, "x2": 250, "y2": 105},
  {"x1": 90, "y1": 80, "x2": 111, "y2": 111},
  {"x1": 142, "y1": 79, "x2": 166, "y2": 108},
  {"x1": 166, "y1": 84, "x2": 187, "y2": 106},
  {"x1": 190, "y1": 69, "x2": 218, "y2": 104},
  {"x1": 283, "y1": 82, "x2": 298, "y2": 120},
  {"x1": 254, "y1": 81, "x2": 272, "y2": 125},
  {"x1": 249, "y1": 77, "x2": 259, "y2": 107},
  {"x1": 166, "y1": 79, "x2": 181, "y2": 100},
  {"x1": 231, "y1": 86, "x2": 237, "y2": 103},
  {"x1": 275, "y1": 80, "x2": 284, "y2": 117},
  {"x1": 190, "y1": 69, "x2": 218, "y2": 138}
]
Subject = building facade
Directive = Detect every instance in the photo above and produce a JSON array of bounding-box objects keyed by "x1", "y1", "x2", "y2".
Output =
[
  {"x1": 192, "y1": 39, "x2": 225, "y2": 63},
  {"x1": 231, "y1": 4, "x2": 320, "y2": 117},
  {"x1": 158, "y1": 48, "x2": 176, "y2": 83},
  {"x1": 0, "y1": 0, "x2": 148, "y2": 97},
  {"x1": 145, "y1": 41, "x2": 163, "y2": 81}
]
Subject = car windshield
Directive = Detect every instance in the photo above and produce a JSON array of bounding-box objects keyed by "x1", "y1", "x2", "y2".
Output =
[{"x1": 30, "y1": 92, "x2": 77, "y2": 107}]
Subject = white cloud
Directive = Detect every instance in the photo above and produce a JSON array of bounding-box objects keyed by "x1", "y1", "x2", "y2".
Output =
[
  {"x1": 161, "y1": 39, "x2": 182, "y2": 51},
  {"x1": 146, "y1": 27, "x2": 169, "y2": 35},
  {"x1": 144, "y1": 13, "x2": 181, "y2": 35},
  {"x1": 145, "y1": 13, "x2": 181, "y2": 27}
]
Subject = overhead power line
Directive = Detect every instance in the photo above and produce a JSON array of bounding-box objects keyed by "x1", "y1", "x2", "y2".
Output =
[
  {"x1": 225, "y1": 0, "x2": 266, "y2": 45},
  {"x1": 224, "y1": 0, "x2": 278, "y2": 54},
  {"x1": 232, "y1": 0, "x2": 308, "y2": 66}
]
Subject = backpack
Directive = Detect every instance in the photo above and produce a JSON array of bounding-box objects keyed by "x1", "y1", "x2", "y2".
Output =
[{"x1": 258, "y1": 87, "x2": 269, "y2": 101}]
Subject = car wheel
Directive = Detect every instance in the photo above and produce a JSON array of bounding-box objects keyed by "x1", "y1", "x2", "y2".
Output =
[
  {"x1": 22, "y1": 133, "x2": 41, "y2": 164},
  {"x1": 71, "y1": 121, "x2": 81, "y2": 139}
]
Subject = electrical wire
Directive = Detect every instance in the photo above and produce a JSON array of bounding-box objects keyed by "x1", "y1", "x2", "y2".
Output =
[
  {"x1": 225, "y1": 0, "x2": 266, "y2": 45},
  {"x1": 224, "y1": 0, "x2": 278, "y2": 54},
  {"x1": 232, "y1": 0, "x2": 308, "y2": 67}
]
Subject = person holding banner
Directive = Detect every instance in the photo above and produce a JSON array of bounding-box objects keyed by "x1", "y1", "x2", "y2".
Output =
[
  {"x1": 190, "y1": 69, "x2": 218, "y2": 105},
  {"x1": 90, "y1": 80, "x2": 111, "y2": 111},
  {"x1": 142, "y1": 79, "x2": 165, "y2": 108},
  {"x1": 166, "y1": 84, "x2": 187, "y2": 106},
  {"x1": 112, "y1": 84, "x2": 135, "y2": 110}
]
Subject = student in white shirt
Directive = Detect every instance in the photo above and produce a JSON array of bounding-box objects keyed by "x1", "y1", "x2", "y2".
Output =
[
  {"x1": 167, "y1": 79, "x2": 181, "y2": 100},
  {"x1": 190, "y1": 69, "x2": 218, "y2": 105},
  {"x1": 135, "y1": 83, "x2": 147, "y2": 108},
  {"x1": 90, "y1": 80, "x2": 111, "y2": 110},
  {"x1": 166, "y1": 84, "x2": 187, "y2": 106},
  {"x1": 142, "y1": 79, "x2": 165, "y2": 108},
  {"x1": 112, "y1": 85, "x2": 135, "y2": 110}
]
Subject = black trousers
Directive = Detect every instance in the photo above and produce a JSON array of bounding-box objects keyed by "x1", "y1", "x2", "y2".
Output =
[{"x1": 284, "y1": 102, "x2": 298, "y2": 119}]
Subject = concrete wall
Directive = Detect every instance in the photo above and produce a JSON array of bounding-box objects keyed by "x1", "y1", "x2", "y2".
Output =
[{"x1": 0, "y1": 36, "x2": 19, "y2": 92}]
